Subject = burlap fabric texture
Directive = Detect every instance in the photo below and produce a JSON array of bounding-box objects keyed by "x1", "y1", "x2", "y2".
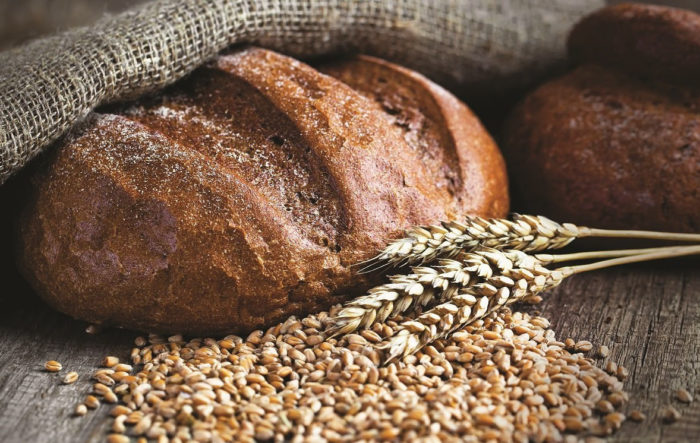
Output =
[{"x1": 0, "y1": 0, "x2": 605, "y2": 185}]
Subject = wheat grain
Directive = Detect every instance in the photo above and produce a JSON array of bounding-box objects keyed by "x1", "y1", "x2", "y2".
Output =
[
  {"x1": 84, "y1": 395, "x2": 100, "y2": 409},
  {"x1": 628, "y1": 410, "x2": 646, "y2": 422},
  {"x1": 596, "y1": 400, "x2": 615, "y2": 414},
  {"x1": 74, "y1": 404, "x2": 87, "y2": 416},
  {"x1": 72, "y1": 307, "x2": 632, "y2": 441},
  {"x1": 676, "y1": 388, "x2": 693, "y2": 403},
  {"x1": 604, "y1": 412, "x2": 626, "y2": 430},
  {"x1": 663, "y1": 405, "x2": 682, "y2": 423},
  {"x1": 62, "y1": 371, "x2": 78, "y2": 384},
  {"x1": 575, "y1": 340, "x2": 594, "y2": 352},
  {"x1": 44, "y1": 360, "x2": 62, "y2": 372},
  {"x1": 106, "y1": 434, "x2": 129, "y2": 443},
  {"x1": 102, "y1": 356, "x2": 119, "y2": 367}
]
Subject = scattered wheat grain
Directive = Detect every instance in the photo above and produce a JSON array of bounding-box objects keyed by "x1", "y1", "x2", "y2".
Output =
[
  {"x1": 662, "y1": 405, "x2": 681, "y2": 423},
  {"x1": 676, "y1": 388, "x2": 693, "y2": 403},
  {"x1": 628, "y1": 410, "x2": 646, "y2": 422},
  {"x1": 44, "y1": 360, "x2": 62, "y2": 372},
  {"x1": 102, "y1": 356, "x2": 119, "y2": 367},
  {"x1": 62, "y1": 371, "x2": 78, "y2": 384}
]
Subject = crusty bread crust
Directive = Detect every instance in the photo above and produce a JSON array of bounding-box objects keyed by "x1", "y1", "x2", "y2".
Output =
[
  {"x1": 317, "y1": 55, "x2": 508, "y2": 219},
  {"x1": 503, "y1": 64, "x2": 700, "y2": 232},
  {"x1": 18, "y1": 48, "x2": 508, "y2": 334}
]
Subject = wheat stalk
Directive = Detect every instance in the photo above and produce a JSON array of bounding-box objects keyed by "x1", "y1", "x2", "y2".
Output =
[
  {"x1": 360, "y1": 213, "x2": 700, "y2": 272},
  {"x1": 381, "y1": 244, "x2": 700, "y2": 361}
]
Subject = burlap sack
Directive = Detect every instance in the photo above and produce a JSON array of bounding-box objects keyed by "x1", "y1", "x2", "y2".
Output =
[{"x1": 0, "y1": 0, "x2": 605, "y2": 185}]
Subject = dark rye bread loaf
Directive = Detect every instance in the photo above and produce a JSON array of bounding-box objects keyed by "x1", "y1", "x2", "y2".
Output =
[
  {"x1": 18, "y1": 48, "x2": 508, "y2": 334},
  {"x1": 502, "y1": 4, "x2": 700, "y2": 232}
]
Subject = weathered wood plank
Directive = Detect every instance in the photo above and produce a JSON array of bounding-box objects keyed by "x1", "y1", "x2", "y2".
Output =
[
  {"x1": 0, "y1": 287, "x2": 131, "y2": 442},
  {"x1": 532, "y1": 261, "x2": 700, "y2": 442}
]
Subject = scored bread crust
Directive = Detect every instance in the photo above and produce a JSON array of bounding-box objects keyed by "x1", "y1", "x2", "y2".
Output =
[
  {"x1": 18, "y1": 48, "x2": 508, "y2": 334},
  {"x1": 317, "y1": 55, "x2": 508, "y2": 219}
]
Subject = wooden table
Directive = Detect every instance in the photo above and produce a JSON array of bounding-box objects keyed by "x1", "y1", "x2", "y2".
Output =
[{"x1": 0, "y1": 244, "x2": 698, "y2": 442}]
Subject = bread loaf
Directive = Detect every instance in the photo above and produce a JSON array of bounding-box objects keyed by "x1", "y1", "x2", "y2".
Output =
[
  {"x1": 502, "y1": 4, "x2": 700, "y2": 232},
  {"x1": 18, "y1": 48, "x2": 508, "y2": 334}
]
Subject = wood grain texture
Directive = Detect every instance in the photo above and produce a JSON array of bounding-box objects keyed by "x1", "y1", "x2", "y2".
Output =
[
  {"x1": 0, "y1": 257, "x2": 698, "y2": 442},
  {"x1": 538, "y1": 259, "x2": 700, "y2": 442}
]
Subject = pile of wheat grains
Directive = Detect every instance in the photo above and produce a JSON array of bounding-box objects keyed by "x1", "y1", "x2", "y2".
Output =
[{"x1": 72, "y1": 304, "x2": 636, "y2": 443}]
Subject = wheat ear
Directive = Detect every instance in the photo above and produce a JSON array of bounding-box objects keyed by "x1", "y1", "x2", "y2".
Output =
[
  {"x1": 360, "y1": 213, "x2": 700, "y2": 272},
  {"x1": 382, "y1": 244, "x2": 700, "y2": 361},
  {"x1": 331, "y1": 252, "x2": 504, "y2": 336}
]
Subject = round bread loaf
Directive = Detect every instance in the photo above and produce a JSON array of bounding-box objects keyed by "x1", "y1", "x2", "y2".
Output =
[
  {"x1": 18, "y1": 48, "x2": 508, "y2": 334},
  {"x1": 502, "y1": 4, "x2": 700, "y2": 232}
]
